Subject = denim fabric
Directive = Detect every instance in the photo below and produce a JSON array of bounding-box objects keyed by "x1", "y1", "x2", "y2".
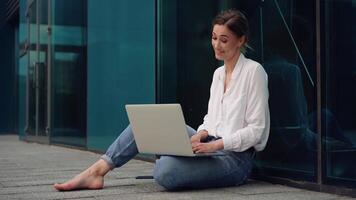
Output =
[
  {"x1": 101, "y1": 125, "x2": 254, "y2": 190},
  {"x1": 101, "y1": 125, "x2": 138, "y2": 169}
]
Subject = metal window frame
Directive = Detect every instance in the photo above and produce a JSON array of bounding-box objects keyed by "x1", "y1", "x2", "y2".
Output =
[{"x1": 24, "y1": 0, "x2": 49, "y2": 144}]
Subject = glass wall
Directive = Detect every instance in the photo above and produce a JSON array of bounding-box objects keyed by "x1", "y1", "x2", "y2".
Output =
[
  {"x1": 254, "y1": 0, "x2": 317, "y2": 181},
  {"x1": 321, "y1": 0, "x2": 356, "y2": 187},
  {"x1": 50, "y1": 0, "x2": 87, "y2": 147},
  {"x1": 15, "y1": 0, "x2": 356, "y2": 191},
  {"x1": 158, "y1": 0, "x2": 220, "y2": 128},
  {"x1": 18, "y1": 0, "x2": 155, "y2": 150},
  {"x1": 158, "y1": 0, "x2": 317, "y2": 181},
  {"x1": 0, "y1": 1, "x2": 16, "y2": 134},
  {"x1": 87, "y1": 0, "x2": 155, "y2": 151}
]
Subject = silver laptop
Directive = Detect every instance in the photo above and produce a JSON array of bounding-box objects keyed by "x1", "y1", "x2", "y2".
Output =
[{"x1": 125, "y1": 104, "x2": 225, "y2": 157}]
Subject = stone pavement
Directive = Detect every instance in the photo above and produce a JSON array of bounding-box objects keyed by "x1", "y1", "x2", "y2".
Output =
[{"x1": 0, "y1": 134, "x2": 353, "y2": 200}]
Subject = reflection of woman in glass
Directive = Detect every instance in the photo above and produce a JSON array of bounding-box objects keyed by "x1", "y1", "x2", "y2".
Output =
[{"x1": 54, "y1": 9, "x2": 270, "y2": 191}]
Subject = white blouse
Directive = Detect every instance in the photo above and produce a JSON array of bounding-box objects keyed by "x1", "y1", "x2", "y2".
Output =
[{"x1": 197, "y1": 54, "x2": 270, "y2": 152}]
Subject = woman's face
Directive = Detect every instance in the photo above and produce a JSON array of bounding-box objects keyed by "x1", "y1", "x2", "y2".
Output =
[{"x1": 212, "y1": 24, "x2": 245, "y2": 61}]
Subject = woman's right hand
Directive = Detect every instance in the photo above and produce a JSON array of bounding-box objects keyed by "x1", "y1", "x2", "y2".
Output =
[{"x1": 191, "y1": 130, "x2": 209, "y2": 144}]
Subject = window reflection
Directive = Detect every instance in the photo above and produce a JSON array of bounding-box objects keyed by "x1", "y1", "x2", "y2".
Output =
[
  {"x1": 50, "y1": 0, "x2": 87, "y2": 147},
  {"x1": 322, "y1": 0, "x2": 356, "y2": 186},
  {"x1": 257, "y1": 6, "x2": 316, "y2": 177}
]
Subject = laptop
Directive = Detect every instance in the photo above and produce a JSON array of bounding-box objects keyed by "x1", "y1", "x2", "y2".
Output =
[{"x1": 125, "y1": 104, "x2": 225, "y2": 157}]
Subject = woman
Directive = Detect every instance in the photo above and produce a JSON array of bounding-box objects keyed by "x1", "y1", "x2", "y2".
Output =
[{"x1": 54, "y1": 9, "x2": 269, "y2": 191}]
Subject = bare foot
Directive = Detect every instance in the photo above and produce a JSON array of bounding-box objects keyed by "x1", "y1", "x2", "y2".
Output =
[
  {"x1": 54, "y1": 169, "x2": 104, "y2": 191},
  {"x1": 54, "y1": 159, "x2": 110, "y2": 191}
]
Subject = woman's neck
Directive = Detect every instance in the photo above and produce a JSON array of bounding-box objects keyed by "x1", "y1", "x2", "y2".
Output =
[{"x1": 225, "y1": 51, "x2": 241, "y2": 74}]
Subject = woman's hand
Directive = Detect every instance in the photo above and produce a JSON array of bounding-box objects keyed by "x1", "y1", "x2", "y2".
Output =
[
  {"x1": 190, "y1": 130, "x2": 209, "y2": 144},
  {"x1": 192, "y1": 139, "x2": 224, "y2": 153}
]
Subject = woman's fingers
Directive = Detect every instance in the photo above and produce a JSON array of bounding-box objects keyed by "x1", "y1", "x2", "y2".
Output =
[
  {"x1": 192, "y1": 142, "x2": 202, "y2": 152},
  {"x1": 192, "y1": 143, "x2": 211, "y2": 153}
]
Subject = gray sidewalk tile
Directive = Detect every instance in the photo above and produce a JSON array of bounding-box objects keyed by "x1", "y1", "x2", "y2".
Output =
[{"x1": 0, "y1": 135, "x2": 354, "y2": 200}]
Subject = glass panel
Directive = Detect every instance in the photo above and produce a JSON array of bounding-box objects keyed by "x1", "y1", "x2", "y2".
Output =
[
  {"x1": 255, "y1": 0, "x2": 317, "y2": 181},
  {"x1": 50, "y1": 0, "x2": 87, "y2": 147},
  {"x1": 322, "y1": 0, "x2": 356, "y2": 187},
  {"x1": 158, "y1": 0, "x2": 317, "y2": 181},
  {"x1": 158, "y1": 0, "x2": 218, "y2": 127},
  {"x1": 87, "y1": 0, "x2": 155, "y2": 151}
]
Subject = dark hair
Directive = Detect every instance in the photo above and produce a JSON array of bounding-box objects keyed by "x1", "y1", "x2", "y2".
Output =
[{"x1": 212, "y1": 9, "x2": 250, "y2": 49}]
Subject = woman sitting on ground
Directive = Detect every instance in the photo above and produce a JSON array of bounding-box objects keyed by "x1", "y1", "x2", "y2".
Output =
[{"x1": 54, "y1": 9, "x2": 270, "y2": 191}]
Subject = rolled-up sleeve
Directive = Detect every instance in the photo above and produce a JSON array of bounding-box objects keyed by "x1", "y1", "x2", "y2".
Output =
[{"x1": 197, "y1": 114, "x2": 208, "y2": 132}]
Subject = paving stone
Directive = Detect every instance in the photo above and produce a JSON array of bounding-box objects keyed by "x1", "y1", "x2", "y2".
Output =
[
  {"x1": 221, "y1": 180, "x2": 302, "y2": 195},
  {"x1": 0, "y1": 135, "x2": 354, "y2": 200}
]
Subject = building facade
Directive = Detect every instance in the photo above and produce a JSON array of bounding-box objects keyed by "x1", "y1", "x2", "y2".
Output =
[{"x1": 0, "y1": 0, "x2": 355, "y2": 196}]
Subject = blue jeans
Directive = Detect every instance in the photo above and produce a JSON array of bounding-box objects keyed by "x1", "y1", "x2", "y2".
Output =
[{"x1": 101, "y1": 125, "x2": 255, "y2": 190}]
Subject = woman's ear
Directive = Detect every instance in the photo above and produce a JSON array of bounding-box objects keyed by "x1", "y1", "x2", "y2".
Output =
[{"x1": 237, "y1": 35, "x2": 246, "y2": 48}]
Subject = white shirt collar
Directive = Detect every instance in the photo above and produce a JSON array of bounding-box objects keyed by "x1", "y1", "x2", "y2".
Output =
[{"x1": 219, "y1": 53, "x2": 246, "y2": 81}]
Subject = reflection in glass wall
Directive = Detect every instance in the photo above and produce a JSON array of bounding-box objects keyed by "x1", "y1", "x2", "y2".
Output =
[
  {"x1": 322, "y1": 0, "x2": 356, "y2": 187},
  {"x1": 158, "y1": 0, "x2": 316, "y2": 181},
  {"x1": 158, "y1": 0, "x2": 217, "y2": 127},
  {"x1": 255, "y1": 0, "x2": 317, "y2": 181},
  {"x1": 50, "y1": 0, "x2": 87, "y2": 147}
]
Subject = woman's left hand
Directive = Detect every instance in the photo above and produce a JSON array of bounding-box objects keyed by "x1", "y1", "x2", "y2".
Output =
[{"x1": 192, "y1": 139, "x2": 224, "y2": 153}]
